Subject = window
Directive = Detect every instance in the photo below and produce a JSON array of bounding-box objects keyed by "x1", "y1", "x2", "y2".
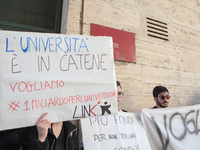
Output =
[{"x1": 0, "y1": 0, "x2": 63, "y2": 33}]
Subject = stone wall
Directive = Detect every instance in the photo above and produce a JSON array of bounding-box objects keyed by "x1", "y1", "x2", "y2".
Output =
[{"x1": 67, "y1": 0, "x2": 200, "y2": 113}]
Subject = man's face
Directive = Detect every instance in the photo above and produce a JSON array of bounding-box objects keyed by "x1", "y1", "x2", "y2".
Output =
[
  {"x1": 154, "y1": 91, "x2": 170, "y2": 108},
  {"x1": 117, "y1": 85, "x2": 122, "y2": 106}
]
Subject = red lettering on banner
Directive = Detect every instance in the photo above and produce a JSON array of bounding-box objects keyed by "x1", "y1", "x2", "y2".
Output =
[
  {"x1": 59, "y1": 80, "x2": 65, "y2": 87},
  {"x1": 18, "y1": 81, "x2": 27, "y2": 92},
  {"x1": 88, "y1": 95, "x2": 92, "y2": 101},
  {"x1": 111, "y1": 91, "x2": 116, "y2": 97},
  {"x1": 76, "y1": 95, "x2": 82, "y2": 102},
  {"x1": 62, "y1": 97, "x2": 68, "y2": 104},
  {"x1": 54, "y1": 97, "x2": 59, "y2": 106},
  {"x1": 51, "y1": 80, "x2": 58, "y2": 88},
  {"x1": 32, "y1": 100, "x2": 38, "y2": 109},
  {"x1": 34, "y1": 82, "x2": 40, "y2": 91},
  {"x1": 19, "y1": 90, "x2": 116, "y2": 111},
  {"x1": 40, "y1": 82, "x2": 43, "y2": 90},
  {"x1": 9, "y1": 82, "x2": 18, "y2": 92},
  {"x1": 23, "y1": 100, "x2": 30, "y2": 111},
  {"x1": 44, "y1": 81, "x2": 52, "y2": 90},
  {"x1": 94, "y1": 94, "x2": 98, "y2": 100},
  {"x1": 9, "y1": 80, "x2": 65, "y2": 92},
  {"x1": 40, "y1": 99, "x2": 46, "y2": 107},
  {"x1": 58, "y1": 97, "x2": 64, "y2": 105},
  {"x1": 27, "y1": 81, "x2": 33, "y2": 92},
  {"x1": 48, "y1": 98, "x2": 54, "y2": 107}
]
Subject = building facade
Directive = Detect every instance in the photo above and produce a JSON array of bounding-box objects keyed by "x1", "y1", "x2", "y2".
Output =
[{"x1": 66, "y1": 0, "x2": 200, "y2": 112}]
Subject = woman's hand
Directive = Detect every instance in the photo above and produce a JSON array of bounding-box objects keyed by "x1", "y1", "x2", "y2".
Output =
[{"x1": 36, "y1": 112, "x2": 51, "y2": 142}]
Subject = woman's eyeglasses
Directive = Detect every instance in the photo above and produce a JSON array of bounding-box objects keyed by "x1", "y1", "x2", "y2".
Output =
[{"x1": 159, "y1": 95, "x2": 170, "y2": 100}]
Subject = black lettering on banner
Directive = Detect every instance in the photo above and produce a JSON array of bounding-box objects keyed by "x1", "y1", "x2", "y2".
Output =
[
  {"x1": 114, "y1": 145, "x2": 140, "y2": 150},
  {"x1": 73, "y1": 106, "x2": 81, "y2": 119},
  {"x1": 93, "y1": 134, "x2": 107, "y2": 141},
  {"x1": 83, "y1": 105, "x2": 90, "y2": 118},
  {"x1": 89, "y1": 117, "x2": 98, "y2": 126},
  {"x1": 11, "y1": 53, "x2": 21, "y2": 74},
  {"x1": 151, "y1": 115, "x2": 169, "y2": 150},
  {"x1": 101, "y1": 54, "x2": 107, "y2": 70},
  {"x1": 76, "y1": 54, "x2": 84, "y2": 69},
  {"x1": 114, "y1": 115, "x2": 134, "y2": 125},
  {"x1": 73, "y1": 105, "x2": 91, "y2": 119},
  {"x1": 84, "y1": 54, "x2": 92, "y2": 70},
  {"x1": 169, "y1": 112, "x2": 187, "y2": 141},
  {"x1": 68, "y1": 55, "x2": 78, "y2": 70},
  {"x1": 89, "y1": 116, "x2": 108, "y2": 126},
  {"x1": 108, "y1": 134, "x2": 117, "y2": 140},
  {"x1": 38, "y1": 56, "x2": 50, "y2": 72},
  {"x1": 196, "y1": 110, "x2": 200, "y2": 134},
  {"x1": 60, "y1": 54, "x2": 107, "y2": 71},
  {"x1": 185, "y1": 110, "x2": 199, "y2": 135},
  {"x1": 60, "y1": 54, "x2": 68, "y2": 71},
  {"x1": 151, "y1": 109, "x2": 200, "y2": 149},
  {"x1": 92, "y1": 54, "x2": 100, "y2": 69},
  {"x1": 120, "y1": 133, "x2": 136, "y2": 139},
  {"x1": 100, "y1": 116, "x2": 108, "y2": 126}
]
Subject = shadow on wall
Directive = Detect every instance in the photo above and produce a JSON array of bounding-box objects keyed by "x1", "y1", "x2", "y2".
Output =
[{"x1": 187, "y1": 92, "x2": 200, "y2": 106}]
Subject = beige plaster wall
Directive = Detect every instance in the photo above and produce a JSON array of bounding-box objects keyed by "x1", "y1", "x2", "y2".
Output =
[{"x1": 66, "y1": 0, "x2": 200, "y2": 113}]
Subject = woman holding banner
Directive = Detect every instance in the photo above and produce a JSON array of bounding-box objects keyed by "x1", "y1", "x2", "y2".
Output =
[{"x1": 22, "y1": 112, "x2": 78, "y2": 150}]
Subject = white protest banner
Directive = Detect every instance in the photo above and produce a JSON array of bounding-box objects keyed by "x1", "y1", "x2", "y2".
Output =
[
  {"x1": 81, "y1": 112, "x2": 151, "y2": 150},
  {"x1": 141, "y1": 104, "x2": 200, "y2": 150},
  {"x1": 0, "y1": 30, "x2": 117, "y2": 131}
]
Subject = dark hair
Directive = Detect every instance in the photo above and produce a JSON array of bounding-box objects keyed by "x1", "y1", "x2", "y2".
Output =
[
  {"x1": 153, "y1": 86, "x2": 169, "y2": 97},
  {"x1": 116, "y1": 81, "x2": 122, "y2": 89}
]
